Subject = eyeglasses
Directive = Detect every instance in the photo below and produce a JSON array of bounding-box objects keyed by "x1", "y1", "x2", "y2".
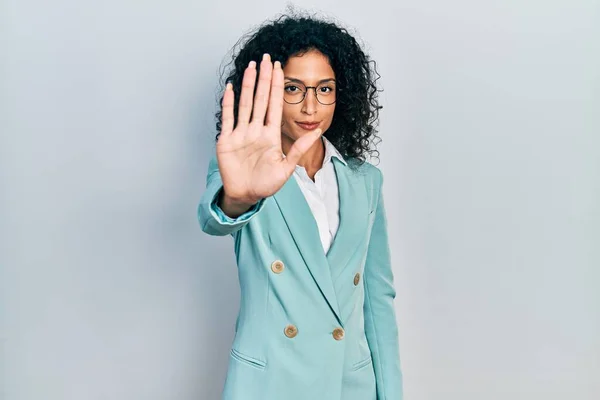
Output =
[{"x1": 283, "y1": 81, "x2": 337, "y2": 105}]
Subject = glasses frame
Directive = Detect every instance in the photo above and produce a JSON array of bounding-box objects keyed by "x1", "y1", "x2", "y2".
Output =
[{"x1": 283, "y1": 82, "x2": 337, "y2": 105}]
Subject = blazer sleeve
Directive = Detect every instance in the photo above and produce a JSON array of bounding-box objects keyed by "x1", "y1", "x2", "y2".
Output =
[
  {"x1": 363, "y1": 169, "x2": 404, "y2": 400},
  {"x1": 197, "y1": 153, "x2": 266, "y2": 236}
]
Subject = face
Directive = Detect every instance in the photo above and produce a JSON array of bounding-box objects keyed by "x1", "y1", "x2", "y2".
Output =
[{"x1": 281, "y1": 49, "x2": 336, "y2": 148}]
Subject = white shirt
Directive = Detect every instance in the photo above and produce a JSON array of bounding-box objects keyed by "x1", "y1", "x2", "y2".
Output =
[{"x1": 292, "y1": 136, "x2": 347, "y2": 254}]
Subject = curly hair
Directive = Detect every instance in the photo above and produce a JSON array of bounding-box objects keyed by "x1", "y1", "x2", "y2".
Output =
[{"x1": 214, "y1": 9, "x2": 383, "y2": 166}]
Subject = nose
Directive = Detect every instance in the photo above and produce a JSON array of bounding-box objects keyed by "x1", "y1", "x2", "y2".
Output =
[{"x1": 301, "y1": 89, "x2": 318, "y2": 115}]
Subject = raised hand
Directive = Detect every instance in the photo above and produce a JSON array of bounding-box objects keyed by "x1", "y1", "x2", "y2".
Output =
[{"x1": 216, "y1": 53, "x2": 322, "y2": 215}]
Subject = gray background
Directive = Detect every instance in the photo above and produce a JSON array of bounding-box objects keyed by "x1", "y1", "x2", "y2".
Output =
[{"x1": 1, "y1": 0, "x2": 599, "y2": 399}]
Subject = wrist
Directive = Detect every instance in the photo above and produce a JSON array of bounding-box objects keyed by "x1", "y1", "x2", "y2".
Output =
[{"x1": 219, "y1": 190, "x2": 259, "y2": 218}]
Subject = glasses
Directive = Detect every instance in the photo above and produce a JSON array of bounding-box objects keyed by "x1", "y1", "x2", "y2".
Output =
[{"x1": 283, "y1": 81, "x2": 337, "y2": 105}]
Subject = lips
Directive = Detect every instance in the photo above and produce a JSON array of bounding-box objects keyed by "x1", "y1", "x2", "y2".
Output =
[{"x1": 295, "y1": 122, "x2": 321, "y2": 130}]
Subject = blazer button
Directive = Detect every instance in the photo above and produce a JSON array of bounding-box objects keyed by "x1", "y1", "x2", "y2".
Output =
[
  {"x1": 271, "y1": 260, "x2": 285, "y2": 274},
  {"x1": 353, "y1": 272, "x2": 361, "y2": 286},
  {"x1": 332, "y1": 327, "x2": 345, "y2": 341},
  {"x1": 284, "y1": 324, "x2": 298, "y2": 338}
]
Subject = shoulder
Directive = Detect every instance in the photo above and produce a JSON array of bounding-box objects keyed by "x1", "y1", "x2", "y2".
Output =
[
  {"x1": 345, "y1": 157, "x2": 384, "y2": 190},
  {"x1": 343, "y1": 158, "x2": 383, "y2": 214}
]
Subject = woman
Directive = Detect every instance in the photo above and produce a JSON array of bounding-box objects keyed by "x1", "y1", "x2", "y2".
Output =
[{"x1": 198, "y1": 12, "x2": 403, "y2": 400}]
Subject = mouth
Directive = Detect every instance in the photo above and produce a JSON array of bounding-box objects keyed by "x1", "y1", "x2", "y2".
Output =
[{"x1": 295, "y1": 121, "x2": 321, "y2": 130}]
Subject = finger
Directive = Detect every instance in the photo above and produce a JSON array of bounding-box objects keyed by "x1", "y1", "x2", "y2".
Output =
[
  {"x1": 283, "y1": 129, "x2": 322, "y2": 172},
  {"x1": 238, "y1": 61, "x2": 257, "y2": 126},
  {"x1": 221, "y1": 82, "x2": 235, "y2": 136},
  {"x1": 265, "y1": 61, "x2": 284, "y2": 128},
  {"x1": 250, "y1": 54, "x2": 273, "y2": 125}
]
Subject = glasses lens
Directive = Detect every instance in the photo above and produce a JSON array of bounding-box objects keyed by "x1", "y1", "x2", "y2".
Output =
[
  {"x1": 284, "y1": 83, "x2": 306, "y2": 104},
  {"x1": 283, "y1": 82, "x2": 337, "y2": 105},
  {"x1": 316, "y1": 84, "x2": 336, "y2": 105}
]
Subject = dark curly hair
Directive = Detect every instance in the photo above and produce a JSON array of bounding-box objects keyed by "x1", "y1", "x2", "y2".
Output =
[{"x1": 214, "y1": 9, "x2": 383, "y2": 166}]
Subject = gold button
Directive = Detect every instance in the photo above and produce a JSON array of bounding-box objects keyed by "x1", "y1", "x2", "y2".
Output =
[
  {"x1": 284, "y1": 324, "x2": 298, "y2": 338},
  {"x1": 271, "y1": 260, "x2": 285, "y2": 274},
  {"x1": 353, "y1": 272, "x2": 361, "y2": 286},
  {"x1": 332, "y1": 327, "x2": 345, "y2": 341}
]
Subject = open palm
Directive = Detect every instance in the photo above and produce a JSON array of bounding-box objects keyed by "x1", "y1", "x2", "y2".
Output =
[{"x1": 216, "y1": 54, "x2": 322, "y2": 206}]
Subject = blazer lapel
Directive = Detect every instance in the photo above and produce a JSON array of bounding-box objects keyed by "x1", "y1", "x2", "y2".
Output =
[
  {"x1": 326, "y1": 158, "x2": 369, "y2": 280},
  {"x1": 273, "y1": 176, "x2": 342, "y2": 324}
]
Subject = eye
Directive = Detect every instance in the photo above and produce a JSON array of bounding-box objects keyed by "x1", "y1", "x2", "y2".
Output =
[
  {"x1": 318, "y1": 86, "x2": 335, "y2": 93},
  {"x1": 285, "y1": 85, "x2": 300, "y2": 92}
]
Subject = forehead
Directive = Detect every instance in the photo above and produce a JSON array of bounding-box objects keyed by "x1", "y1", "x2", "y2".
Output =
[{"x1": 283, "y1": 50, "x2": 335, "y2": 82}]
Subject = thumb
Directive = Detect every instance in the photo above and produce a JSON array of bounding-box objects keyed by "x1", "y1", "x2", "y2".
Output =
[{"x1": 283, "y1": 129, "x2": 322, "y2": 171}]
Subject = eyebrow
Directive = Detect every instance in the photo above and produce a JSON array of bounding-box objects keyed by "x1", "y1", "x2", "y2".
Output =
[{"x1": 284, "y1": 77, "x2": 336, "y2": 84}]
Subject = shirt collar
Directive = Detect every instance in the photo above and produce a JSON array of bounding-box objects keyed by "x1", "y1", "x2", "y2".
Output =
[
  {"x1": 285, "y1": 135, "x2": 348, "y2": 170},
  {"x1": 322, "y1": 135, "x2": 348, "y2": 166}
]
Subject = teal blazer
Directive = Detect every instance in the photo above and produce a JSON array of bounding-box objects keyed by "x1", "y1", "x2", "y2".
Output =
[{"x1": 198, "y1": 153, "x2": 403, "y2": 400}]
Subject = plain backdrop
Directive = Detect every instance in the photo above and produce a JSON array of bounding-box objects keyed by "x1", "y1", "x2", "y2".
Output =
[{"x1": 1, "y1": 1, "x2": 599, "y2": 399}]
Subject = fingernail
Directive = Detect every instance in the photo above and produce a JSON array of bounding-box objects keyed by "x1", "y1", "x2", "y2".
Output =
[
  {"x1": 226, "y1": 82, "x2": 232, "y2": 91},
  {"x1": 248, "y1": 60, "x2": 256, "y2": 69},
  {"x1": 263, "y1": 53, "x2": 270, "y2": 61},
  {"x1": 274, "y1": 61, "x2": 281, "y2": 69}
]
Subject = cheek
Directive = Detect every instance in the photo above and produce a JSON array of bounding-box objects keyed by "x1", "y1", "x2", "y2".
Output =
[
  {"x1": 323, "y1": 106, "x2": 336, "y2": 125},
  {"x1": 280, "y1": 108, "x2": 293, "y2": 132},
  {"x1": 281, "y1": 107, "x2": 297, "y2": 128},
  {"x1": 282, "y1": 105, "x2": 294, "y2": 120},
  {"x1": 329, "y1": 106, "x2": 336, "y2": 120}
]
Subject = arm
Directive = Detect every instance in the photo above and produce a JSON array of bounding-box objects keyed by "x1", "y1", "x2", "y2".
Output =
[
  {"x1": 198, "y1": 56, "x2": 320, "y2": 236},
  {"x1": 197, "y1": 153, "x2": 266, "y2": 237},
  {"x1": 363, "y1": 170, "x2": 403, "y2": 400}
]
